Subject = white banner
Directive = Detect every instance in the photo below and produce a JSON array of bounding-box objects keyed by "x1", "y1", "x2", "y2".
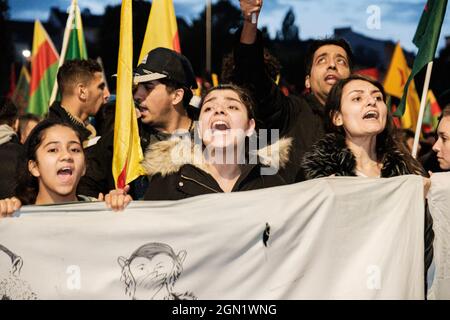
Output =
[
  {"x1": 427, "y1": 172, "x2": 450, "y2": 300},
  {"x1": 0, "y1": 175, "x2": 425, "y2": 300}
]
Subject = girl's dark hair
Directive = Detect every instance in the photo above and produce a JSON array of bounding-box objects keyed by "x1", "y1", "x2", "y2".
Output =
[
  {"x1": 14, "y1": 119, "x2": 83, "y2": 205},
  {"x1": 325, "y1": 74, "x2": 426, "y2": 176},
  {"x1": 200, "y1": 84, "x2": 256, "y2": 120},
  {"x1": 438, "y1": 104, "x2": 450, "y2": 123}
]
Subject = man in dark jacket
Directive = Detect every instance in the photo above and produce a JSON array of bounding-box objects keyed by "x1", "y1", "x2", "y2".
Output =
[
  {"x1": 0, "y1": 98, "x2": 24, "y2": 199},
  {"x1": 77, "y1": 48, "x2": 199, "y2": 199},
  {"x1": 47, "y1": 59, "x2": 110, "y2": 146},
  {"x1": 232, "y1": 1, "x2": 353, "y2": 183}
]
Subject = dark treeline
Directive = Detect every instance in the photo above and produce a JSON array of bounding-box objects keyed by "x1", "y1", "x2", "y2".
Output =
[{"x1": 0, "y1": 0, "x2": 16, "y2": 96}]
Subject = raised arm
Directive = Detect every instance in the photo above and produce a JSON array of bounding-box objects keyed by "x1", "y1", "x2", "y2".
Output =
[
  {"x1": 239, "y1": 0, "x2": 262, "y2": 44},
  {"x1": 233, "y1": 0, "x2": 298, "y2": 134}
]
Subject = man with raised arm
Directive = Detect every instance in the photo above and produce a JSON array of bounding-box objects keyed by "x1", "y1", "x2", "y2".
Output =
[{"x1": 232, "y1": 0, "x2": 354, "y2": 183}]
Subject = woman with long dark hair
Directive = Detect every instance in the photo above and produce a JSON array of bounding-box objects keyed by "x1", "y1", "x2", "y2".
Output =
[
  {"x1": 301, "y1": 74, "x2": 433, "y2": 293},
  {"x1": 301, "y1": 74, "x2": 425, "y2": 178}
]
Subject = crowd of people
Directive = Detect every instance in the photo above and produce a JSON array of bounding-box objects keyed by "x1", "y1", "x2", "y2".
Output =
[{"x1": 0, "y1": 0, "x2": 449, "y2": 297}]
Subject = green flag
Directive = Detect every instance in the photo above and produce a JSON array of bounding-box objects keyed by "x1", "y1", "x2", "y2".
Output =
[
  {"x1": 395, "y1": 0, "x2": 448, "y2": 116},
  {"x1": 65, "y1": 0, "x2": 88, "y2": 60},
  {"x1": 49, "y1": 0, "x2": 88, "y2": 104}
]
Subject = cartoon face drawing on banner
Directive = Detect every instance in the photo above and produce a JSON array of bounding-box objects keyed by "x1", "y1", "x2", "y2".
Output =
[
  {"x1": 0, "y1": 244, "x2": 37, "y2": 300},
  {"x1": 117, "y1": 242, "x2": 196, "y2": 300}
]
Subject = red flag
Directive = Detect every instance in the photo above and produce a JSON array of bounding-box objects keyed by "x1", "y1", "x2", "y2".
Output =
[{"x1": 355, "y1": 68, "x2": 379, "y2": 81}]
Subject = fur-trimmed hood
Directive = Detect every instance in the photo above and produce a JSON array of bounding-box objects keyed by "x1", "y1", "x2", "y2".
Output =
[
  {"x1": 142, "y1": 136, "x2": 292, "y2": 177},
  {"x1": 301, "y1": 133, "x2": 425, "y2": 180}
]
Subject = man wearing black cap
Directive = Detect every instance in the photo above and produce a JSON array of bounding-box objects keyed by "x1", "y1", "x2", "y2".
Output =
[
  {"x1": 133, "y1": 47, "x2": 198, "y2": 133},
  {"x1": 77, "y1": 48, "x2": 198, "y2": 199}
]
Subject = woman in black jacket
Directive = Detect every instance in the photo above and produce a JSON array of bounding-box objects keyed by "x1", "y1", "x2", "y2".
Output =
[
  {"x1": 301, "y1": 74, "x2": 426, "y2": 178},
  {"x1": 142, "y1": 84, "x2": 290, "y2": 200},
  {"x1": 301, "y1": 74, "x2": 433, "y2": 294}
]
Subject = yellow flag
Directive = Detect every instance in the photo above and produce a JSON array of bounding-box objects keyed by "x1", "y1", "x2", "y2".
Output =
[
  {"x1": 402, "y1": 83, "x2": 420, "y2": 130},
  {"x1": 384, "y1": 43, "x2": 421, "y2": 130},
  {"x1": 112, "y1": 0, "x2": 145, "y2": 189},
  {"x1": 211, "y1": 73, "x2": 219, "y2": 87},
  {"x1": 138, "y1": 0, "x2": 180, "y2": 64}
]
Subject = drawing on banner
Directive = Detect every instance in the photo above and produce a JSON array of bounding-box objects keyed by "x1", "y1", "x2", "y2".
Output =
[
  {"x1": 118, "y1": 242, "x2": 197, "y2": 300},
  {"x1": 0, "y1": 244, "x2": 37, "y2": 300}
]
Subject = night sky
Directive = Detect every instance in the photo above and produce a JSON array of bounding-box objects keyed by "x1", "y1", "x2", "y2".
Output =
[{"x1": 8, "y1": 0, "x2": 450, "y2": 52}]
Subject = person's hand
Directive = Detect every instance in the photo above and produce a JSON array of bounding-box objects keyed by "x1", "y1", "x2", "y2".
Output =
[
  {"x1": 0, "y1": 197, "x2": 22, "y2": 218},
  {"x1": 105, "y1": 185, "x2": 132, "y2": 212},
  {"x1": 240, "y1": 0, "x2": 263, "y2": 44},
  {"x1": 240, "y1": 0, "x2": 263, "y2": 23},
  {"x1": 423, "y1": 177, "x2": 431, "y2": 199}
]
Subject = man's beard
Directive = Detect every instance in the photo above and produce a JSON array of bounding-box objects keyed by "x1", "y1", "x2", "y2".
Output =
[{"x1": 0, "y1": 275, "x2": 37, "y2": 300}]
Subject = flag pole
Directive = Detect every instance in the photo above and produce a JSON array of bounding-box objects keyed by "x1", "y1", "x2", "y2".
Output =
[
  {"x1": 206, "y1": 0, "x2": 211, "y2": 73},
  {"x1": 49, "y1": 0, "x2": 76, "y2": 105},
  {"x1": 412, "y1": 61, "x2": 434, "y2": 158},
  {"x1": 96, "y1": 56, "x2": 109, "y2": 93}
]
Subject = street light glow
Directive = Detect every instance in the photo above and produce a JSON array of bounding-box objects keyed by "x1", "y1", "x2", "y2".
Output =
[{"x1": 22, "y1": 49, "x2": 31, "y2": 58}]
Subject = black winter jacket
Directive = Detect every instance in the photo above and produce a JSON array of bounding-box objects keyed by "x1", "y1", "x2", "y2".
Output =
[
  {"x1": 232, "y1": 31, "x2": 326, "y2": 184},
  {"x1": 0, "y1": 132, "x2": 24, "y2": 199},
  {"x1": 301, "y1": 133, "x2": 434, "y2": 294},
  {"x1": 301, "y1": 133, "x2": 427, "y2": 179},
  {"x1": 142, "y1": 137, "x2": 291, "y2": 200}
]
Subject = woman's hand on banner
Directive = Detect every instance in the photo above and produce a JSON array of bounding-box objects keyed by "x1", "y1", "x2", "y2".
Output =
[
  {"x1": 105, "y1": 185, "x2": 132, "y2": 212},
  {"x1": 0, "y1": 197, "x2": 22, "y2": 218}
]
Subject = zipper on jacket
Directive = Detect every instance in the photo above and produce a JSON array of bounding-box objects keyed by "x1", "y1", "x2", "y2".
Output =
[{"x1": 180, "y1": 174, "x2": 221, "y2": 193}]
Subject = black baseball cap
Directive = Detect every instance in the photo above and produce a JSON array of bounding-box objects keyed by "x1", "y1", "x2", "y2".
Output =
[{"x1": 133, "y1": 47, "x2": 198, "y2": 89}]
